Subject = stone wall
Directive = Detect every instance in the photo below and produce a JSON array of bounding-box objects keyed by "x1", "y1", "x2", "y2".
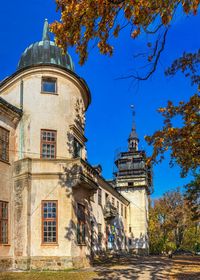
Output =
[
  {"x1": 0, "y1": 256, "x2": 91, "y2": 271},
  {"x1": 0, "y1": 258, "x2": 13, "y2": 271},
  {"x1": 0, "y1": 111, "x2": 18, "y2": 259}
]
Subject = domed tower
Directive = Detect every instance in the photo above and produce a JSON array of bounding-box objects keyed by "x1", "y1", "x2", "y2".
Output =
[
  {"x1": 1, "y1": 19, "x2": 90, "y2": 161},
  {"x1": 18, "y1": 19, "x2": 74, "y2": 71},
  {"x1": 114, "y1": 107, "x2": 153, "y2": 255},
  {"x1": 0, "y1": 20, "x2": 97, "y2": 270}
]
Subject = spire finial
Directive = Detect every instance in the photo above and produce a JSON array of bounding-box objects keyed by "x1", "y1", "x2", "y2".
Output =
[
  {"x1": 128, "y1": 104, "x2": 139, "y2": 151},
  {"x1": 130, "y1": 104, "x2": 136, "y2": 131},
  {"x1": 42, "y1": 19, "x2": 50, "y2": 41}
]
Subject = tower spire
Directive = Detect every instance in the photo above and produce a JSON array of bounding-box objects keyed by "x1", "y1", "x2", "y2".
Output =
[
  {"x1": 42, "y1": 19, "x2": 50, "y2": 41},
  {"x1": 128, "y1": 105, "x2": 139, "y2": 151},
  {"x1": 131, "y1": 104, "x2": 136, "y2": 132}
]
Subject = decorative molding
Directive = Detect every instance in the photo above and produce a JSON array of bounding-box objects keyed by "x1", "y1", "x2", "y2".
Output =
[
  {"x1": 69, "y1": 124, "x2": 87, "y2": 145},
  {"x1": 74, "y1": 98, "x2": 86, "y2": 132}
]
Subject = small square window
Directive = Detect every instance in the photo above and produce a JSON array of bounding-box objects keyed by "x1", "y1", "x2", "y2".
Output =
[{"x1": 42, "y1": 77, "x2": 57, "y2": 93}]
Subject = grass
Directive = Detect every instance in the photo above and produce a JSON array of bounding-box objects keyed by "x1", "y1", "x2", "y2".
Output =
[{"x1": 0, "y1": 271, "x2": 97, "y2": 280}]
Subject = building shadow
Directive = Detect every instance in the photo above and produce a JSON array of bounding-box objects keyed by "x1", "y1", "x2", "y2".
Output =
[
  {"x1": 92, "y1": 255, "x2": 200, "y2": 279},
  {"x1": 58, "y1": 163, "x2": 99, "y2": 266},
  {"x1": 93, "y1": 256, "x2": 172, "y2": 280}
]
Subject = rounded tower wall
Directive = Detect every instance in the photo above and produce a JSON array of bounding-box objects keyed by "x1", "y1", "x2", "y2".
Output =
[{"x1": 0, "y1": 66, "x2": 89, "y2": 161}]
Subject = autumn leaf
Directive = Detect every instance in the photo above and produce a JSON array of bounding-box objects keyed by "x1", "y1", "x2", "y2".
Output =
[{"x1": 131, "y1": 28, "x2": 140, "y2": 39}]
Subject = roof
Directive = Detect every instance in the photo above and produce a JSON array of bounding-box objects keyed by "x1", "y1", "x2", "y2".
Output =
[
  {"x1": 18, "y1": 19, "x2": 74, "y2": 72},
  {"x1": 0, "y1": 97, "x2": 23, "y2": 116}
]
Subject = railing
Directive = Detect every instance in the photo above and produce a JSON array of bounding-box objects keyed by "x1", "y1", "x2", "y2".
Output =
[
  {"x1": 114, "y1": 148, "x2": 146, "y2": 162},
  {"x1": 114, "y1": 169, "x2": 147, "y2": 177}
]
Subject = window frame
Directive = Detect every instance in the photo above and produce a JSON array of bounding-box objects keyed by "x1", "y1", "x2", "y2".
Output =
[
  {"x1": 117, "y1": 201, "x2": 119, "y2": 214},
  {"x1": 40, "y1": 129, "x2": 57, "y2": 159},
  {"x1": 0, "y1": 126, "x2": 9, "y2": 163},
  {"x1": 98, "y1": 189, "x2": 102, "y2": 205},
  {"x1": 41, "y1": 200, "x2": 58, "y2": 245},
  {"x1": 73, "y1": 137, "x2": 83, "y2": 158},
  {"x1": 97, "y1": 223, "x2": 102, "y2": 246},
  {"x1": 77, "y1": 203, "x2": 86, "y2": 245},
  {"x1": 41, "y1": 77, "x2": 57, "y2": 94},
  {"x1": 121, "y1": 204, "x2": 123, "y2": 217},
  {"x1": 0, "y1": 201, "x2": 9, "y2": 245}
]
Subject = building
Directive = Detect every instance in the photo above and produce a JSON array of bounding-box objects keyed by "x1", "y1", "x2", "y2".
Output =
[
  {"x1": 0, "y1": 20, "x2": 152, "y2": 271},
  {"x1": 114, "y1": 110, "x2": 152, "y2": 253}
]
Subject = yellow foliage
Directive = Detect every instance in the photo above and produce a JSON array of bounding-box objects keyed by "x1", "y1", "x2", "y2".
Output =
[{"x1": 50, "y1": 0, "x2": 200, "y2": 65}]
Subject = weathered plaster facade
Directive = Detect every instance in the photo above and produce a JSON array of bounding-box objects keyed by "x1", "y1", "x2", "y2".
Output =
[{"x1": 0, "y1": 21, "x2": 152, "y2": 271}]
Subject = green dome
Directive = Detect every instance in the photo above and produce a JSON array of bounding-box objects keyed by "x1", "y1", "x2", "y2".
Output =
[{"x1": 18, "y1": 19, "x2": 74, "y2": 71}]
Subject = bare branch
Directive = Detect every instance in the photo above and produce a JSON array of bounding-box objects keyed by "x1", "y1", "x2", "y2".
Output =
[
  {"x1": 117, "y1": 28, "x2": 169, "y2": 81},
  {"x1": 144, "y1": 23, "x2": 163, "y2": 35}
]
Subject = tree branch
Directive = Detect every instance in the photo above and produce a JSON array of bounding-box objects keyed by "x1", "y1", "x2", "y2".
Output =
[{"x1": 117, "y1": 28, "x2": 169, "y2": 81}]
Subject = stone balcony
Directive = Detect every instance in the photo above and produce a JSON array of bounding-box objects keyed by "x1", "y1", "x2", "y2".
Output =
[
  {"x1": 103, "y1": 200, "x2": 118, "y2": 220},
  {"x1": 13, "y1": 157, "x2": 99, "y2": 191}
]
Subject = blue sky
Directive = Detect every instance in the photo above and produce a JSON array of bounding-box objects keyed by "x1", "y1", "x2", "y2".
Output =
[{"x1": 0, "y1": 1, "x2": 199, "y2": 198}]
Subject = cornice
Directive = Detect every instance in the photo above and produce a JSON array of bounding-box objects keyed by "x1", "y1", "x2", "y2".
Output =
[
  {"x1": 0, "y1": 64, "x2": 91, "y2": 110},
  {"x1": 0, "y1": 97, "x2": 22, "y2": 125}
]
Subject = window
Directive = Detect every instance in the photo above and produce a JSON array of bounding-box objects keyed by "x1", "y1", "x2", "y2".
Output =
[
  {"x1": 117, "y1": 201, "x2": 119, "y2": 213},
  {"x1": 0, "y1": 201, "x2": 8, "y2": 244},
  {"x1": 129, "y1": 226, "x2": 132, "y2": 233},
  {"x1": 41, "y1": 130, "x2": 56, "y2": 159},
  {"x1": 73, "y1": 138, "x2": 82, "y2": 158},
  {"x1": 0, "y1": 127, "x2": 9, "y2": 162},
  {"x1": 105, "y1": 193, "x2": 109, "y2": 203},
  {"x1": 42, "y1": 201, "x2": 57, "y2": 243},
  {"x1": 77, "y1": 203, "x2": 86, "y2": 245},
  {"x1": 125, "y1": 207, "x2": 127, "y2": 219},
  {"x1": 112, "y1": 197, "x2": 115, "y2": 206},
  {"x1": 121, "y1": 204, "x2": 123, "y2": 216},
  {"x1": 42, "y1": 77, "x2": 57, "y2": 93},
  {"x1": 98, "y1": 189, "x2": 102, "y2": 205},
  {"x1": 98, "y1": 223, "x2": 102, "y2": 246}
]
